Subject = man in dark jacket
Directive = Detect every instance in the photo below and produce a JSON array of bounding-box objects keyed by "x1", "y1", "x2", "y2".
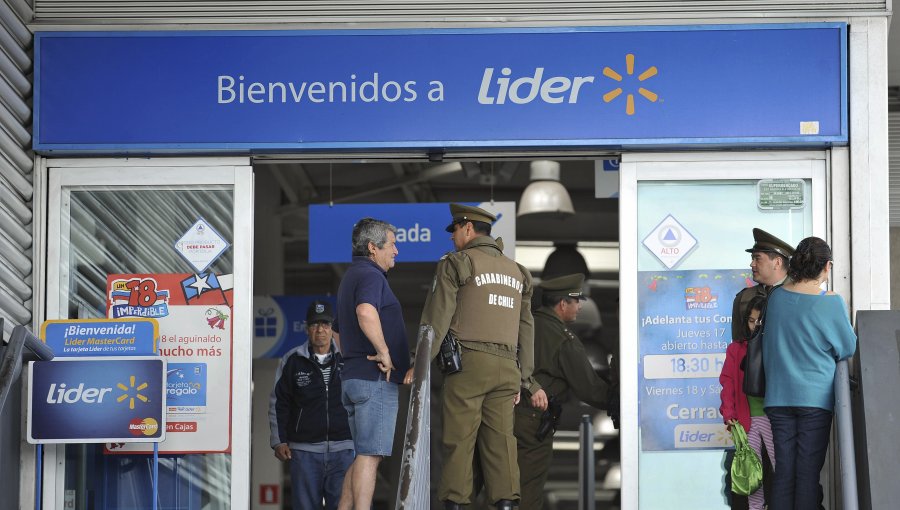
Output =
[{"x1": 269, "y1": 300, "x2": 354, "y2": 510}]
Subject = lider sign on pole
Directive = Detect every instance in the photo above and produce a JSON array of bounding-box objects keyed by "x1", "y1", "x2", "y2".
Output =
[{"x1": 27, "y1": 357, "x2": 166, "y2": 444}]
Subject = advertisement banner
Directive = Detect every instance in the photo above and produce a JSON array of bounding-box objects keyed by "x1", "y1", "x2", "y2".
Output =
[
  {"x1": 309, "y1": 201, "x2": 516, "y2": 262},
  {"x1": 28, "y1": 357, "x2": 166, "y2": 444},
  {"x1": 638, "y1": 268, "x2": 750, "y2": 451},
  {"x1": 35, "y1": 24, "x2": 846, "y2": 151},
  {"x1": 40, "y1": 318, "x2": 158, "y2": 357},
  {"x1": 106, "y1": 273, "x2": 233, "y2": 454}
]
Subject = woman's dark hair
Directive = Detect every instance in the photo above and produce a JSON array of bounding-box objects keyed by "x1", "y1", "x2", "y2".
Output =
[
  {"x1": 787, "y1": 236, "x2": 832, "y2": 282},
  {"x1": 743, "y1": 295, "x2": 767, "y2": 341}
]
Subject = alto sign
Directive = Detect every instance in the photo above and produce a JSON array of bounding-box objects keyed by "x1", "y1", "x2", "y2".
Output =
[{"x1": 28, "y1": 357, "x2": 166, "y2": 444}]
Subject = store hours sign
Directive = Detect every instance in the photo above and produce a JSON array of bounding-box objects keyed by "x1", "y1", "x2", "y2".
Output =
[{"x1": 638, "y1": 268, "x2": 749, "y2": 451}]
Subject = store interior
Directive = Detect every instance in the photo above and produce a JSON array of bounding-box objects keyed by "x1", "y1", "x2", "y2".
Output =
[{"x1": 250, "y1": 157, "x2": 622, "y2": 509}]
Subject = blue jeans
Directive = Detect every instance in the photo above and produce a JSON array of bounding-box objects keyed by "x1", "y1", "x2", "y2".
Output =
[
  {"x1": 341, "y1": 378, "x2": 399, "y2": 456},
  {"x1": 766, "y1": 407, "x2": 832, "y2": 510},
  {"x1": 289, "y1": 448, "x2": 355, "y2": 510}
]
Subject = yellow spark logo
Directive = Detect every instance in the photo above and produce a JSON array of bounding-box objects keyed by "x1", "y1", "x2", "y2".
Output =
[
  {"x1": 602, "y1": 54, "x2": 659, "y2": 116},
  {"x1": 116, "y1": 375, "x2": 149, "y2": 410}
]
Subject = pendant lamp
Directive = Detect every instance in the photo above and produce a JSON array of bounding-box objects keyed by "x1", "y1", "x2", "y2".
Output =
[{"x1": 517, "y1": 160, "x2": 575, "y2": 217}]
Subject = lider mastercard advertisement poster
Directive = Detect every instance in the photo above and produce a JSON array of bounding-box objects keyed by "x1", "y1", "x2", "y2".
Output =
[{"x1": 105, "y1": 273, "x2": 233, "y2": 454}]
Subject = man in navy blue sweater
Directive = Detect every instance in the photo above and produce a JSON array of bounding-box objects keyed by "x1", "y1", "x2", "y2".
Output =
[{"x1": 270, "y1": 300, "x2": 354, "y2": 510}]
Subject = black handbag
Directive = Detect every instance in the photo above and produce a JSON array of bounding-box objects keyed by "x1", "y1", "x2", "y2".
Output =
[{"x1": 742, "y1": 286, "x2": 780, "y2": 398}]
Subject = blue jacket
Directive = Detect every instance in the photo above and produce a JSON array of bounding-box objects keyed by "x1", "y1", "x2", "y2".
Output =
[
  {"x1": 269, "y1": 340, "x2": 353, "y2": 452},
  {"x1": 763, "y1": 288, "x2": 857, "y2": 411}
]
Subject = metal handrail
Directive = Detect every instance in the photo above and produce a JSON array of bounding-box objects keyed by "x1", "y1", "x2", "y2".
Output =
[
  {"x1": 578, "y1": 415, "x2": 596, "y2": 510},
  {"x1": 395, "y1": 325, "x2": 434, "y2": 509},
  {"x1": 0, "y1": 323, "x2": 54, "y2": 415},
  {"x1": 834, "y1": 359, "x2": 858, "y2": 510}
]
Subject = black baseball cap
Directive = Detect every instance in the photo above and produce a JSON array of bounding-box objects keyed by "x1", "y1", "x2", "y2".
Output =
[{"x1": 306, "y1": 300, "x2": 334, "y2": 324}]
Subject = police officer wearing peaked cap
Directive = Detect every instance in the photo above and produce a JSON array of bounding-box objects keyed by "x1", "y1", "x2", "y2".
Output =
[
  {"x1": 727, "y1": 229, "x2": 794, "y2": 510},
  {"x1": 514, "y1": 273, "x2": 616, "y2": 510},
  {"x1": 730, "y1": 228, "x2": 795, "y2": 340},
  {"x1": 421, "y1": 202, "x2": 539, "y2": 510},
  {"x1": 444, "y1": 203, "x2": 497, "y2": 232},
  {"x1": 539, "y1": 273, "x2": 587, "y2": 299},
  {"x1": 745, "y1": 227, "x2": 795, "y2": 259}
]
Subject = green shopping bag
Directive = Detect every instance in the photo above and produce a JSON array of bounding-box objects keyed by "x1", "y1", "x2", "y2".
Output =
[{"x1": 730, "y1": 422, "x2": 763, "y2": 496}]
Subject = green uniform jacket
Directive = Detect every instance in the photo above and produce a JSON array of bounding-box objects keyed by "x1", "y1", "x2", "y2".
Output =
[
  {"x1": 730, "y1": 276, "x2": 787, "y2": 340},
  {"x1": 531, "y1": 306, "x2": 610, "y2": 408},
  {"x1": 420, "y1": 235, "x2": 540, "y2": 394}
]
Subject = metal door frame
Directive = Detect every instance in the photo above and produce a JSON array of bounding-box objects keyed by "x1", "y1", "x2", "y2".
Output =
[
  {"x1": 38, "y1": 157, "x2": 253, "y2": 510},
  {"x1": 619, "y1": 150, "x2": 835, "y2": 509}
]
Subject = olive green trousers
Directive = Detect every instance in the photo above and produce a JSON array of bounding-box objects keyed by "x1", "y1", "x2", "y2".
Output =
[
  {"x1": 439, "y1": 348, "x2": 521, "y2": 505},
  {"x1": 513, "y1": 405, "x2": 554, "y2": 510}
]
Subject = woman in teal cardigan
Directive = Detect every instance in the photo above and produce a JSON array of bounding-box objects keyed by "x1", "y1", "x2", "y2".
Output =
[{"x1": 762, "y1": 237, "x2": 857, "y2": 510}]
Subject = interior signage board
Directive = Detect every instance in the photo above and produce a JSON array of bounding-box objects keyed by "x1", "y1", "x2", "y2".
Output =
[
  {"x1": 28, "y1": 357, "x2": 166, "y2": 444},
  {"x1": 34, "y1": 24, "x2": 846, "y2": 152},
  {"x1": 308, "y1": 201, "x2": 516, "y2": 262}
]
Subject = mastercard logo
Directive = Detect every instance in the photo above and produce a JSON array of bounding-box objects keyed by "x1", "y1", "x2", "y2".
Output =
[{"x1": 128, "y1": 417, "x2": 159, "y2": 436}]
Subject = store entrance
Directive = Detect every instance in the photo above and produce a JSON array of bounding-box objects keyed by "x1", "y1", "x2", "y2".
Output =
[{"x1": 248, "y1": 157, "x2": 622, "y2": 509}]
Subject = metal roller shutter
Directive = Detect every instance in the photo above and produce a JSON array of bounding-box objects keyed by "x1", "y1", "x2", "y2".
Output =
[
  {"x1": 0, "y1": 0, "x2": 31, "y2": 341},
  {"x1": 32, "y1": 0, "x2": 887, "y2": 25},
  {"x1": 890, "y1": 109, "x2": 900, "y2": 226}
]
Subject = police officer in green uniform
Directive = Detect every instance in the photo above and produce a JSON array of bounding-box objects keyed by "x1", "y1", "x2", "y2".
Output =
[
  {"x1": 727, "y1": 227, "x2": 793, "y2": 510},
  {"x1": 731, "y1": 228, "x2": 794, "y2": 339},
  {"x1": 514, "y1": 274, "x2": 614, "y2": 510},
  {"x1": 420, "y1": 203, "x2": 542, "y2": 510}
]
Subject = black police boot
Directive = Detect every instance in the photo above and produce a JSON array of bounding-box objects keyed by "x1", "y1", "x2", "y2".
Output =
[
  {"x1": 495, "y1": 500, "x2": 515, "y2": 510},
  {"x1": 444, "y1": 501, "x2": 463, "y2": 510}
]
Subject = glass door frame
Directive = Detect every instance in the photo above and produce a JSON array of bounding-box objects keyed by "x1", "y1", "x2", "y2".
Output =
[
  {"x1": 41, "y1": 157, "x2": 254, "y2": 510},
  {"x1": 619, "y1": 150, "x2": 831, "y2": 510}
]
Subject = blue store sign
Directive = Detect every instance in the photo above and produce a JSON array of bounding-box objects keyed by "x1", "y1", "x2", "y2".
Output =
[
  {"x1": 28, "y1": 357, "x2": 166, "y2": 444},
  {"x1": 308, "y1": 201, "x2": 516, "y2": 263},
  {"x1": 34, "y1": 24, "x2": 846, "y2": 152}
]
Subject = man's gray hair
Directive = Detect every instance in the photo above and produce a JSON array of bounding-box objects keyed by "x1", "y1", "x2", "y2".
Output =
[{"x1": 351, "y1": 217, "x2": 398, "y2": 257}]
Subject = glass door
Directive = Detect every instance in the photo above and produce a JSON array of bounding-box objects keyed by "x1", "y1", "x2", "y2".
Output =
[
  {"x1": 43, "y1": 159, "x2": 253, "y2": 510},
  {"x1": 619, "y1": 152, "x2": 828, "y2": 509}
]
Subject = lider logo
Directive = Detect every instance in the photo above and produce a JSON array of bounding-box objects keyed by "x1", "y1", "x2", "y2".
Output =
[
  {"x1": 117, "y1": 375, "x2": 151, "y2": 410},
  {"x1": 476, "y1": 54, "x2": 660, "y2": 116},
  {"x1": 602, "y1": 53, "x2": 659, "y2": 116},
  {"x1": 29, "y1": 357, "x2": 165, "y2": 444}
]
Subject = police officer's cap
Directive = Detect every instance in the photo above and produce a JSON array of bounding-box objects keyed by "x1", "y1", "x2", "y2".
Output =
[
  {"x1": 745, "y1": 228, "x2": 794, "y2": 259},
  {"x1": 306, "y1": 300, "x2": 334, "y2": 324},
  {"x1": 445, "y1": 203, "x2": 497, "y2": 232},
  {"x1": 539, "y1": 274, "x2": 587, "y2": 300}
]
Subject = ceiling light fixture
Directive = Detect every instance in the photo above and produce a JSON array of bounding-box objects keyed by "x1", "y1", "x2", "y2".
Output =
[{"x1": 517, "y1": 160, "x2": 575, "y2": 217}]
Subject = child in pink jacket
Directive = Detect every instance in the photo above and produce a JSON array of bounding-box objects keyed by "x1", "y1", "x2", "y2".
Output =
[{"x1": 719, "y1": 295, "x2": 775, "y2": 510}]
